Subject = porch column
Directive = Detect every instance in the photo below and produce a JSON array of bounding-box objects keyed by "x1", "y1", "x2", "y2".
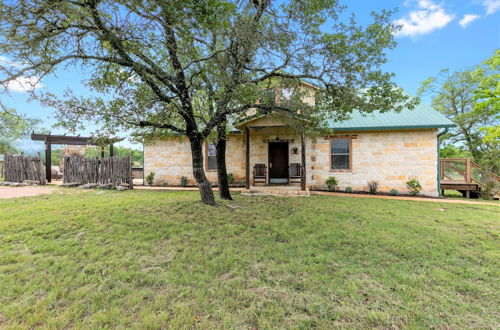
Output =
[
  {"x1": 45, "y1": 138, "x2": 51, "y2": 183},
  {"x1": 301, "y1": 132, "x2": 306, "y2": 191},
  {"x1": 245, "y1": 127, "x2": 250, "y2": 189}
]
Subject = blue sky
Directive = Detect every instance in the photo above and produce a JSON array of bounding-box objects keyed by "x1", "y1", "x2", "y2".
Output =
[{"x1": 1, "y1": 0, "x2": 499, "y2": 150}]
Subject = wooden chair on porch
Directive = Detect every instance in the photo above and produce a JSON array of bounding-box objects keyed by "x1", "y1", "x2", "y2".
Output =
[
  {"x1": 253, "y1": 163, "x2": 267, "y2": 185},
  {"x1": 288, "y1": 163, "x2": 302, "y2": 184}
]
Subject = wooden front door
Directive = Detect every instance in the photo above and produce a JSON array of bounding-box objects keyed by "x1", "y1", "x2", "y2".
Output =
[{"x1": 268, "y1": 142, "x2": 289, "y2": 183}]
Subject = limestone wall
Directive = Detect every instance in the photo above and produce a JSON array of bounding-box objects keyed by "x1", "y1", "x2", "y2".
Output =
[
  {"x1": 144, "y1": 129, "x2": 439, "y2": 196},
  {"x1": 144, "y1": 136, "x2": 245, "y2": 186},
  {"x1": 309, "y1": 130, "x2": 439, "y2": 196}
]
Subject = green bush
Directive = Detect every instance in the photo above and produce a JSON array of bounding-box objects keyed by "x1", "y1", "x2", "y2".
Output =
[
  {"x1": 480, "y1": 181, "x2": 496, "y2": 200},
  {"x1": 406, "y1": 178, "x2": 422, "y2": 196},
  {"x1": 389, "y1": 188, "x2": 399, "y2": 196},
  {"x1": 162, "y1": 182, "x2": 169, "y2": 187},
  {"x1": 326, "y1": 176, "x2": 338, "y2": 191},
  {"x1": 227, "y1": 173, "x2": 235, "y2": 185},
  {"x1": 345, "y1": 186, "x2": 353, "y2": 193},
  {"x1": 180, "y1": 176, "x2": 189, "y2": 187},
  {"x1": 146, "y1": 172, "x2": 155, "y2": 185},
  {"x1": 367, "y1": 181, "x2": 378, "y2": 194}
]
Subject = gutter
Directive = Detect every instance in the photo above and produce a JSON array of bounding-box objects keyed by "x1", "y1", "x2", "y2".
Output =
[{"x1": 437, "y1": 128, "x2": 449, "y2": 197}]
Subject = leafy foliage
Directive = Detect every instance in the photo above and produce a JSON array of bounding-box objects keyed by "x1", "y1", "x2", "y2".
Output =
[
  {"x1": 146, "y1": 172, "x2": 155, "y2": 186},
  {"x1": 180, "y1": 176, "x2": 189, "y2": 187},
  {"x1": 0, "y1": 107, "x2": 40, "y2": 154},
  {"x1": 0, "y1": 0, "x2": 417, "y2": 204},
  {"x1": 419, "y1": 51, "x2": 499, "y2": 173},
  {"x1": 406, "y1": 178, "x2": 422, "y2": 196},
  {"x1": 326, "y1": 176, "x2": 338, "y2": 191},
  {"x1": 345, "y1": 186, "x2": 353, "y2": 193}
]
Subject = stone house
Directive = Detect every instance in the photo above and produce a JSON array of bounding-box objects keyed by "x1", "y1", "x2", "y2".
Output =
[{"x1": 144, "y1": 83, "x2": 454, "y2": 196}]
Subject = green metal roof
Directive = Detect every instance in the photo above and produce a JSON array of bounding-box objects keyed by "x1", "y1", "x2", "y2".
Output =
[{"x1": 328, "y1": 102, "x2": 455, "y2": 131}]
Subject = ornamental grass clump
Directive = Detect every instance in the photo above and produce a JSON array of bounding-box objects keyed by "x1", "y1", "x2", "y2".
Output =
[{"x1": 367, "y1": 181, "x2": 378, "y2": 194}]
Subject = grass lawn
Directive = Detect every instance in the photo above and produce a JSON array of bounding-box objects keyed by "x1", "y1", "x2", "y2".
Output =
[{"x1": 0, "y1": 190, "x2": 498, "y2": 328}]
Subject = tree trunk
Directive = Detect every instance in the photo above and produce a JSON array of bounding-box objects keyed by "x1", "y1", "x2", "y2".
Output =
[
  {"x1": 216, "y1": 120, "x2": 232, "y2": 200},
  {"x1": 188, "y1": 135, "x2": 216, "y2": 205}
]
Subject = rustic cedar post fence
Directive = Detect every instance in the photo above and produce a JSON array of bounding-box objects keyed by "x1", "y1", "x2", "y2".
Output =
[
  {"x1": 2, "y1": 153, "x2": 46, "y2": 184},
  {"x1": 63, "y1": 155, "x2": 133, "y2": 188}
]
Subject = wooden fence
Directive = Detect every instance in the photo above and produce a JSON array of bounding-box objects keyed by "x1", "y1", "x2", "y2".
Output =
[
  {"x1": 63, "y1": 156, "x2": 133, "y2": 187},
  {"x1": 2, "y1": 153, "x2": 46, "y2": 184}
]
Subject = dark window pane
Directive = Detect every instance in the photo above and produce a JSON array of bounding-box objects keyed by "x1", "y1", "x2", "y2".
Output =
[
  {"x1": 332, "y1": 155, "x2": 349, "y2": 169},
  {"x1": 208, "y1": 156, "x2": 217, "y2": 170},
  {"x1": 330, "y1": 139, "x2": 349, "y2": 154},
  {"x1": 207, "y1": 143, "x2": 217, "y2": 170}
]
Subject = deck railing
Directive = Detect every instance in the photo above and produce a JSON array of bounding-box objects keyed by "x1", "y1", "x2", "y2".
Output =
[{"x1": 440, "y1": 158, "x2": 500, "y2": 193}]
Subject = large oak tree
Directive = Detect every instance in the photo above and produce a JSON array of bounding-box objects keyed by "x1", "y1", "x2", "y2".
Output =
[{"x1": 0, "y1": 0, "x2": 415, "y2": 205}]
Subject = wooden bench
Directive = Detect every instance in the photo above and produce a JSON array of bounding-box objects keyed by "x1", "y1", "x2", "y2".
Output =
[
  {"x1": 288, "y1": 163, "x2": 302, "y2": 184},
  {"x1": 253, "y1": 164, "x2": 267, "y2": 185}
]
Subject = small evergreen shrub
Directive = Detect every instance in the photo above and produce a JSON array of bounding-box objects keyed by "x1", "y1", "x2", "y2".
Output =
[
  {"x1": 227, "y1": 173, "x2": 235, "y2": 185},
  {"x1": 162, "y1": 182, "x2": 169, "y2": 187},
  {"x1": 406, "y1": 178, "x2": 422, "y2": 196},
  {"x1": 180, "y1": 176, "x2": 189, "y2": 187},
  {"x1": 146, "y1": 172, "x2": 155, "y2": 185},
  {"x1": 345, "y1": 186, "x2": 353, "y2": 193},
  {"x1": 326, "y1": 176, "x2": 338, "y2": 191},
  {"x1": 389, "y1": 188, "x2": 399, "y2": 196},
  {"x1": 367, "y1": 181, "x2": 378, "y2": 194}
]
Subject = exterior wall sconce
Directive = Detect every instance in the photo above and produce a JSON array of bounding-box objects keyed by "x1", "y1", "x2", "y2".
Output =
[{"x1": 291, "y1": 147, "x2": 299, "y2": 154}]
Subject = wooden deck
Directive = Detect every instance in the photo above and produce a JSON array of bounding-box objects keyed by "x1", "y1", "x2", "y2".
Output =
[{"x1": 440, "y1": 158, "x2": 499, "y2": 199}]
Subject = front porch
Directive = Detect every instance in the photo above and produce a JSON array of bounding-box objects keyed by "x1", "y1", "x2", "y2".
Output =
[{"x1": 237, "y1": 114, "x2": 308, "y2": 191}]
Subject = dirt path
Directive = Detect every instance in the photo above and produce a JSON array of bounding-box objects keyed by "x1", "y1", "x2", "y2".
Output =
[{"x1": 0, "y1": 186, "x2": 58, "y2": 199}]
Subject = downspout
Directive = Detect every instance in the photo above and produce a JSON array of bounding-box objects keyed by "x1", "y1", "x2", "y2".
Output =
[{"x1": 437, "y1": 128, "x2": 449, "y2": 197}]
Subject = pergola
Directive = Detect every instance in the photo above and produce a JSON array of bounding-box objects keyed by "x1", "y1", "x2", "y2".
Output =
[{"x1": 31, "y1": 132, "x2": 122, "y2": 183}]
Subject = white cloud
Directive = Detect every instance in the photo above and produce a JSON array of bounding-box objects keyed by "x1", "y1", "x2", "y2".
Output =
[
  {"x1": 395, "y1": 0, "x2": 455, "y2": 38},
  {"x1": 4, "y1": 76, "x2": 44, "y2": 93},
  {"x1": 0, "y1": 55, "x2": 43, "y2": 93},
  {"x1": 483, "y1": 0, "x2": 500, "y2": 15},
  {"x1": 459, "y1": 14, "x2": 480, "y2": 28}
]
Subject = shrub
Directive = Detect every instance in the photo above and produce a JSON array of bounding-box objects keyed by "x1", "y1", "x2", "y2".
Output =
[
  {"x1": 227, "y1": 173, "x2": 235, "y2": 185},
  {"x1": 146, "y1": 172, "x2": 155, "y2": 185},
  {"x1": 389, "y1": 188, "x2": 399, "y2": 196},
  {"x1": 162, "y1": 182, "x2": 169, "y2": 187},
  {"x1": 480, "y1": 181, "x2": 496, "y2": 200},
  {"x1": 180, "y1": 176, "x2": 189, "y2": 187},
  {"x1": 345, "y1": 186, "x2": 353, "y2": 193},
  {"x1": 325, "y1": 176, "x2": 338, "y2": 191},
  {"x1": 406, "y1": 178, "x2": 422, "y2": 196},
  {"x1": 367, "y1": 181, "x2": 378, "y2": 194}
]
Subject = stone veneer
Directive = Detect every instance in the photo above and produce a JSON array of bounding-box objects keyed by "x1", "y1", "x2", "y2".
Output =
[{"x1": 144, "y1": 128, "x2": 439, "y2": 196}]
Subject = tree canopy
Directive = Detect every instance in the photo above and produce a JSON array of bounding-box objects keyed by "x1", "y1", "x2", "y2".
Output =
[
  {"x1": 418, "y1": 50, "x2": 499, "y2": 173},
  {"x1": 0, "y1": 105, "x2": 40, "y2": 154},
  {"x1": 0, "y1": 0, "x2": 416, "y2": 204}
]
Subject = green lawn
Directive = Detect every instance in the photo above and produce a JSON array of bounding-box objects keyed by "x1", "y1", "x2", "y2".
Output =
[{"x1": 0, "y1": 190, "x2": 498, "y2": 329}]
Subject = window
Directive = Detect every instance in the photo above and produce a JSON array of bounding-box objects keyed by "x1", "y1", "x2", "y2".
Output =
[
  {"x1": 206, "y1": 142, "x2": 217, "y2": 170},
  {"x1": 330, "y1": 139, "x2": 351, "y2": 170}
]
